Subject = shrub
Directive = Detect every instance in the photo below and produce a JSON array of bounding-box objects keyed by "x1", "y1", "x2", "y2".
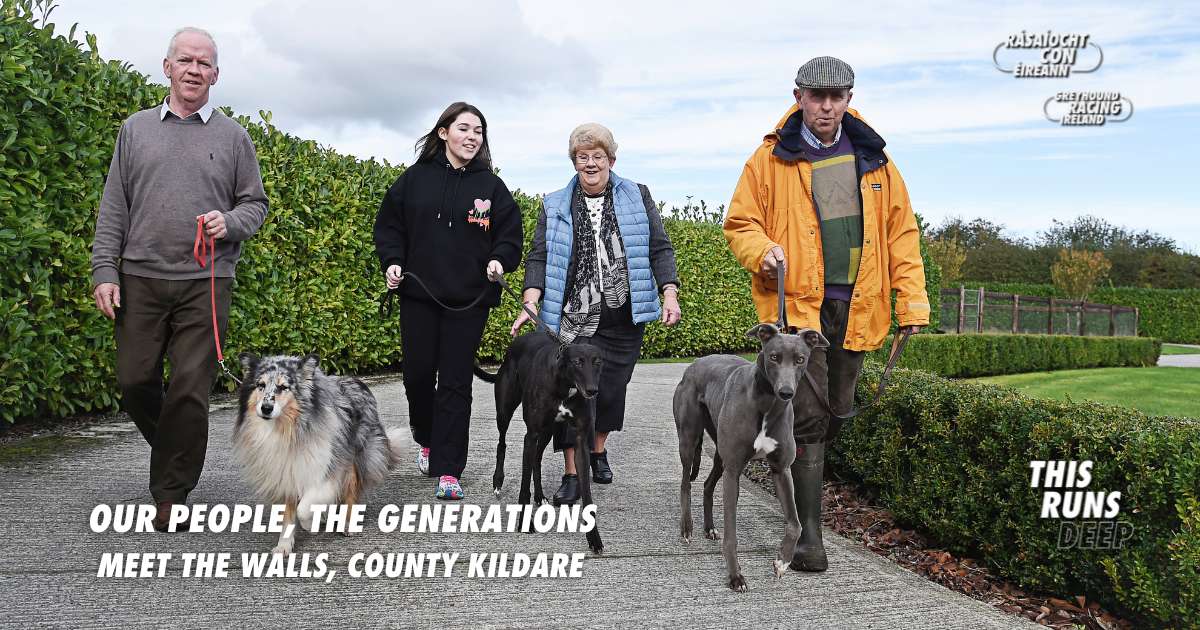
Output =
[
  {"x1": 830, "y1": 364, "x2": 1200, "y2": 627},
  {"x1": 867, "y1": 333, "x2": 1161, "y2": 378},
  {"x1": 1051, "y1": 249, "x2": 1111, "y2": 302}
]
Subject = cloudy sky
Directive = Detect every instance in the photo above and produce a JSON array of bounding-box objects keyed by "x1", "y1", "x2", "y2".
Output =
[{"x1": 51, "y1": 0, "x2": 1200, "y2": 251}]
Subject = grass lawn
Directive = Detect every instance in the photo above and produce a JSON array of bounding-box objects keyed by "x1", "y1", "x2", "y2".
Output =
[
  {"x1": 1161, "y1": 344, "x2": 1200, "y2": 355},
  {"x1": 974, "y1": 367, "x2": 1200, "y2": 418}
]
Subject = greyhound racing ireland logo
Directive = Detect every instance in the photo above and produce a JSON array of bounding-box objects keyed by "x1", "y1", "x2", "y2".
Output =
[
  {"x1": 468, "y1": 198, "x2": 492, "y2": 231},
  {"x1": 1044, "y1": 92, "x2": 1133, "y2": 126},
  {"x1": 994, "y1": 31, "x2": 1102, "y2": 78}
]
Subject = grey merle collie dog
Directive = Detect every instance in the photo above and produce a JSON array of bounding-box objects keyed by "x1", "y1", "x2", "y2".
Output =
[{"x1": 233, "y1": 353, "x2": 404, "y2": 554}]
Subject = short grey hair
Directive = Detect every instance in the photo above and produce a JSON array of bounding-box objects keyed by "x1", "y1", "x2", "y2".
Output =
[
  {"x1": 568, "y1": 123, "x2": 617, "y2": 161},
  {"x1": 167, "y1": 27, "x2": 218, "y2": 66}
]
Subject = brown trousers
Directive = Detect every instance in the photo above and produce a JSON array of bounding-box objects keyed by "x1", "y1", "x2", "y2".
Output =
[
  {"x1": 115, "y1": 273, "x2": 232, "y2": 503},
  {"x1": 791, "y1": 299, "x2": 867, "y2": 445}
]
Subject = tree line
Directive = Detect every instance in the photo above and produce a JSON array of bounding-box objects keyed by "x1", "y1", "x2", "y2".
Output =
[{"x1": 925, "y1": 215, "x2": 1200, "y2": 292}]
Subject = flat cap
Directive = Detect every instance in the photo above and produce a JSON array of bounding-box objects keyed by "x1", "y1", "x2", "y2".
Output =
[{"x1": 795, "y1": 56, "x2": 854, "y2": 89}]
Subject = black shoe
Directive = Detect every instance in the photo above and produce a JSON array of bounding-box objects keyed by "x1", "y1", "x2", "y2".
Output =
[
  {"x1": 590, "y1": 450, "x2": 613, "y2": 484},
  {"x1": 553, "y1": 474, "x2": 579, "y2": 506}
]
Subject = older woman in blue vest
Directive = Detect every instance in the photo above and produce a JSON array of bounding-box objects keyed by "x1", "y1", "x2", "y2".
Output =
[{"x1": 511, "y1": 123, "x2": 682, "y2": 505}]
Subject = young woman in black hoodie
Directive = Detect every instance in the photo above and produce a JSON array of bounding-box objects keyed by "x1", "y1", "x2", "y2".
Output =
[{"x1": 373, "y1": 102, "x2": 523, "y2": 500}]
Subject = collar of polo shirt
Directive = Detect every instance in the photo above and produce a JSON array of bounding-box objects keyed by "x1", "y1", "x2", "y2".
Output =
[{"x1": 160, "y1": 96, "x2": 214, "y2": 123}]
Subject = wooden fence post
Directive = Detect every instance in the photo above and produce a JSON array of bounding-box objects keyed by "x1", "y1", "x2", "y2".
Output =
[
  {"x1": 1047, "y1": 297, "x2": 1054, "y2": 335},
  {"x1": 1078, "y1": 301, "x2": 1087, "y2": 336},
  {"x1": 1108, "y1": 304, "x2": 1116, "y2": 336},
  {"x1": 1134, "y1": 307, "x2": 1140, "y2": 337},
  {"x1": 1012, "y1": 294, "x2": 1019, "y2": 333},
  {"x1": 977, "y1": 287, "x2": 985, "y2": 333},
  {"x1": 957, "y1": 285, "x2": 965, "y2": 334}
]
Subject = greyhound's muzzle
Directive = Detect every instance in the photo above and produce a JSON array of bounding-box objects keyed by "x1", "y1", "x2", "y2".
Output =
[
  {"x1": 777, "y1": 388, "x2": 795, "y2": 401},
  {"x1": 582, "y1": 388, "x2": 599, "y2": 399}
]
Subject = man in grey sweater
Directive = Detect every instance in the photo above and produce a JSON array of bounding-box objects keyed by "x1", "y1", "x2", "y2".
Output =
[{"x1": 90, "y1": 27, "x2": 268, "y2": 531}]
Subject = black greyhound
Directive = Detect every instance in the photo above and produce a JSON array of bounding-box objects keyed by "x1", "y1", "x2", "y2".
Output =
[{"x1": 492, "y1": 331, "x2": 605, "y2": 553}]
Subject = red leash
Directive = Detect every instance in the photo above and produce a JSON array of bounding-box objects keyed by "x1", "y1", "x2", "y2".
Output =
[{"x1": 194, "y1": 216, "x2": 241, "y2": 385}]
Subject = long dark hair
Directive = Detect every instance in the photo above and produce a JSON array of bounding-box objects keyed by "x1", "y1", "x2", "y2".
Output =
[{"x1": 414, "y1": 102, "x2": 492, "y2": 169}]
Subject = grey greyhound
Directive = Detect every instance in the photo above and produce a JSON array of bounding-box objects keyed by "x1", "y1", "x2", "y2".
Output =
[{"x1": 672, "y1": 323, "x2": 829, "y2": 591}]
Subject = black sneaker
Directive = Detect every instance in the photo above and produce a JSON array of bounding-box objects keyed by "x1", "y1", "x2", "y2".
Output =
[
  {"x1": 590, "y1": 450, "x2": 613, "y2": 484},
  {"x1": 553, "y1": 473, "x2": 579, "y2": 505}
]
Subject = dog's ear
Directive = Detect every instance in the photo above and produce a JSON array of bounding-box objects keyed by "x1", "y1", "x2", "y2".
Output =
[
  {"x1": 238, "y1": 352, "x2": 259, "y2": 380},
  {"x1": 800, "y1": 329, "x2": 830, "y2": 350},
  {"x1": 299, "y1": 354, "x2": 321, "y2": 382},
  {"x1": 745, "y1": 323, "x2": 780, "y2": 345}
]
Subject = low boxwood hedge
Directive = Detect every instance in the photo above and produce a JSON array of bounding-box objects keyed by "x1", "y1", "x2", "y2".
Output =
[
  {"x1": 831, "y1": 363, "x2": 1200, "y2": 628},
  {"x1": 867, "y1": 333, "x2": 1161, "y2": 378}
]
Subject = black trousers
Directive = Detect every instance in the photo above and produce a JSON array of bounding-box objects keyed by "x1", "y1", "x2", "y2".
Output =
[
  {"x1": 115, "y1": 273, "x2": 232, "y2": 504},
  {"x1": 791, "y1": 299, "x2": 867, "y2": 445},
  {"x1": 554, "y1": 301, "x2": 646, "y2": 451},
  {"x1": 399, "y1": 297, "x2": 489, "y2": 478}
]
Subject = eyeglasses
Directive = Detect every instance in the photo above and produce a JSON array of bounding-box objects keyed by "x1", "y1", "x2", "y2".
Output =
[{"x1": 574, "y1": 153, "x2": 609, "y2": 165}]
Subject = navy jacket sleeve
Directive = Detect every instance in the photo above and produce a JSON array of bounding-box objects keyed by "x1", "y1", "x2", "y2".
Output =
[
  {"x1": 522, "y1": 201, "x2": 548, "y2": 293},
  {"x1": 639, "y1": 184, "x2": 681, "y2": 290},
  {"x1": 373, "y1": 174, "x2": 407, "y2": 272}
]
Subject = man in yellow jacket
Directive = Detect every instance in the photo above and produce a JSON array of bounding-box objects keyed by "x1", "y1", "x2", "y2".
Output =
[{"x1": 724, "y1": 56, "x2": 929, "y2": 572}]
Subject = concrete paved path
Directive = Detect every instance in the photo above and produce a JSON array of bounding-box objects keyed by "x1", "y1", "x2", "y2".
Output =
[
  {"x1": 1159, "y1": 344, "x2": 1200, "y2": 367},
  {"x1": 0, "y1": 363, "x2": 1035, "y2": 629}
]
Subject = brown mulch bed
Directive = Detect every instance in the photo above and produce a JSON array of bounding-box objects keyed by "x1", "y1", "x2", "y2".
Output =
[{"x1": 744, "y1": 461, "x2": 1134, "y2": 629}]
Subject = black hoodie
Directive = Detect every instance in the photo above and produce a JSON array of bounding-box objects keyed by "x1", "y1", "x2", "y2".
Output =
[{"x1": 373, "y1": 154, "x2": 523, "y2": 308}]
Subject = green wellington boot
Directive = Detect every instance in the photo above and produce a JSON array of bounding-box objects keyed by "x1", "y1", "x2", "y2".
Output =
[{"x1": 790, "y1": 441, "x2": 828, "y2": 571}]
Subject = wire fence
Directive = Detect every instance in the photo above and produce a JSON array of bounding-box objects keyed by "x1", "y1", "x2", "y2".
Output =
[{"x1": 939, "y1": 287, "x2": 1139, "y2": 336}]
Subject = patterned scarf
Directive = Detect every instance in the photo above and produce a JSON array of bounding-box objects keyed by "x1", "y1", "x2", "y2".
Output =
[{"x1": 559, "y1": 182, "x2": 629, "y2": 342}]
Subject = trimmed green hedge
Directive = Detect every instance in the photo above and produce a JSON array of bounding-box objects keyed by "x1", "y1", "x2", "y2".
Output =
[
  {"x1": 962, "y1": 281, "x2": 1200, "y2": 344},
  {"x1": 1, "y1": 4, "x2": 168, "y2": 422},
  {"x1": 867, "y1": 333, "x2": 1161, "y2": 378},
  {"x1": 831, "y1": 364, "x2": 1200, "y2": 628}
]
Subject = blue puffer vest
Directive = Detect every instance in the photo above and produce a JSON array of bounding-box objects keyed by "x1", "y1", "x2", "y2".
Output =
[{"x1": 540, "y1": 172, "x2": 661, "y2": 332}]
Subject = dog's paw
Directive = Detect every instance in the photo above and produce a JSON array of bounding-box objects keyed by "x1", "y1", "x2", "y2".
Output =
[
  {"x1": 588, "y1": 531, "x2": 604, "y2": 555},
  {"x1": 705, "y1": 527, "x2": 720, "y2": 540},
  {"x1": 296, "y1": 508, "x2": 314, "y2": 532},
  {"x1": 492, "y1": 486, "x2": 502, "y2": 497},
  {"x1": 680, "y1": 524, "x2": 693, "y2": 544},
  {"x1": 729, "y1": 574, "x2": 748, "y2": 592},
  {"x1": 773, "y1": 559, "x2": 788, "y2": 579},
  {"x1": 271, "y1": 542, "x2": 293, "y2": 556}
]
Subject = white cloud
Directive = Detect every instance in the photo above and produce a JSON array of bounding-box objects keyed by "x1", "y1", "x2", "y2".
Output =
[{"x1": 48, "y1": 1, "x2": 1200, "y2": 249}]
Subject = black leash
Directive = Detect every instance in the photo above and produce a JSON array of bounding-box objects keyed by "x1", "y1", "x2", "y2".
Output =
[
  {"x1": 772, "y1": 264, "x2": 912, "y2": 420},
  {"x1": 378, "y1": 272, "x2": 568, "y2": 347}
]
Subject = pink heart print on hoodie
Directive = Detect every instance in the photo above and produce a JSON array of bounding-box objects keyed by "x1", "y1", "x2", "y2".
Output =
[{"x1": 468, "y1": 198, "x2": 491, "y2": 231}]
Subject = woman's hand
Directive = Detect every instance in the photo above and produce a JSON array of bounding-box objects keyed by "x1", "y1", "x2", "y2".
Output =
[
  {"x1": 661, "y1": 286, "x2": 681, "y2": 326},
  {"x1": 385, "y1": 265, "x2": 403, "y2": 289},
  {"x1": 511, "y1": 302, "x2": 537, "y2": 337},
  {"x1": 486, "y1": 260, "x2": 504, "y2": 282}
]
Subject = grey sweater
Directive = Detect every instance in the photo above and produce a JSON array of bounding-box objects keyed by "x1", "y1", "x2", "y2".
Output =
[{"x1": 90, "y1": 106, "x2": 268, "y2": 286}]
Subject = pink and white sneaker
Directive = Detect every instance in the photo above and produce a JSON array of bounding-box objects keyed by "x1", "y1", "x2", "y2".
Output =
[
  {"x1": 436, "y1": 475, "x2": 464, "y2": 500},
  {"x1": 416, "y1": 447, "x2": 431, "y2": 476}
]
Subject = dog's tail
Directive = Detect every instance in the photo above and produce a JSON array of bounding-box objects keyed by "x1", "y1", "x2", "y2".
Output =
[
  {"x1": 385, "y1": 427, "x2": 410, "y2": 466},
  {"x1": 473, "y1": 360, "x2": 498, "y2": 383}
]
